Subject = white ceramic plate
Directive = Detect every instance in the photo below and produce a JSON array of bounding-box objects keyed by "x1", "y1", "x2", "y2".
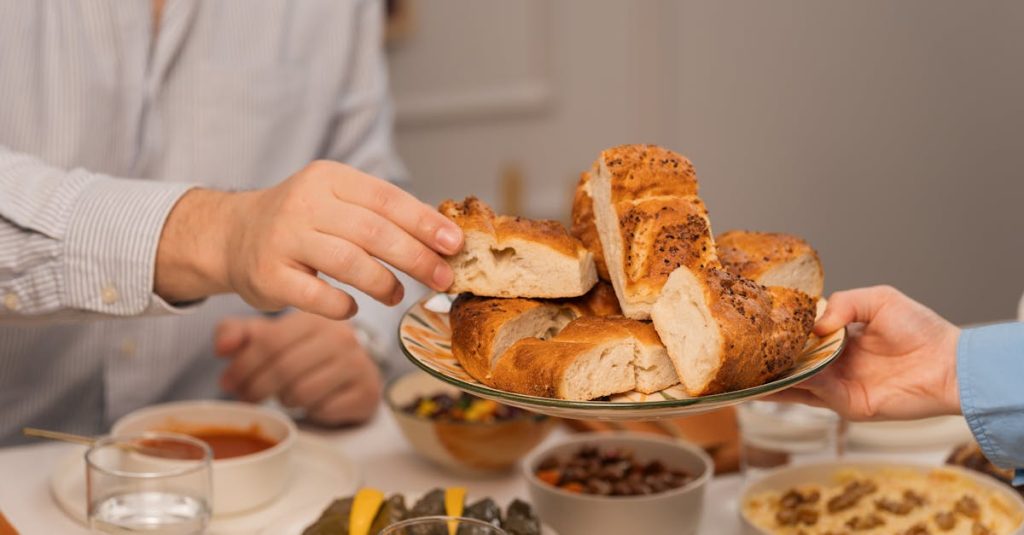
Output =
[
  {"x1": 400, "y1": 293, "x2": 846, "y2": 421},
  {"x1": 260, "y1": 491, "x2": 559, "y2": 535},
  {"x1": 50, "y1": 432, "x2": 360, "y2": 535}
]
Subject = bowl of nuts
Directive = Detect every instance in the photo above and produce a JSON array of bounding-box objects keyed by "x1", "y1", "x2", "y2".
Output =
[
  {"x1": 522, "y1": 432, "x2": 713, "y2": 535},
  {"x1": 740, "y1": 462, "x2": 1024, "y2": 535}
]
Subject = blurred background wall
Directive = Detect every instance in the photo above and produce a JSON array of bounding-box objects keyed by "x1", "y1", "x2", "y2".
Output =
[{"x1": 386, "y1": 0, "x2": 1024, "y2": 324}]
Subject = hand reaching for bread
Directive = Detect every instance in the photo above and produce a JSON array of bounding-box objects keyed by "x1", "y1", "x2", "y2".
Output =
[{"x1": 438, "y1": 144, "x2": 826, "y2": 401}]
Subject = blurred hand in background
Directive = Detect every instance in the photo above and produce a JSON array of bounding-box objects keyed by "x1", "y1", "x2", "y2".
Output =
[{"x1": 214, "y1": 310, "x2": 381, "y2": 426}]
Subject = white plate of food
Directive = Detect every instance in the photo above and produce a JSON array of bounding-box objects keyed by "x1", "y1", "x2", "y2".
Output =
[
  {"x1": 740, "y1": 461, "x2": 1024, "y2": 535},
  {"x1": 403, "y1": 145, "x2": 845, "y2": 421},
  {"x1": 260, "y1": 488, "x2": 558, "y2": 535},
  {"x1": 50, "y1": 432, "x2": 360, "y2": 535}
]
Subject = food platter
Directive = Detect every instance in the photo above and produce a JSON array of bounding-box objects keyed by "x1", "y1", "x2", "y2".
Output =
[{"x1": 398, "y1": 293, "x2": 846, "y2": 421}]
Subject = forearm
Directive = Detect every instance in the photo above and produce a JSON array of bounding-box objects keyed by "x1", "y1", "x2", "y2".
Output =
[
  {"x1": 958, "y1": 322, "x2": 1024, "y2": 469},
  {"x1": 0, "y1": 147, "x2": 195, "y2": 318}
]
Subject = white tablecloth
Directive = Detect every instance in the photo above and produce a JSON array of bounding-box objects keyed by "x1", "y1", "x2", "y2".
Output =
[{"x1": 0, "y1": 406, "x2": 953, "y2": 535}]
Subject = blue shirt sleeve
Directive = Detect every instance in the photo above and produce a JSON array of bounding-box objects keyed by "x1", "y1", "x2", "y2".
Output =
[{"x1": 958, "y1": 322, "x2": 1024, "y2": 473}]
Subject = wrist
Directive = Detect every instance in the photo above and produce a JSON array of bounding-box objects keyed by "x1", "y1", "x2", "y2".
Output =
[
  {"x1": 941, "y1": 325, "x2": 963, "y2": 415},
  {"x1": 155, "y1": 188, "x2": 240, "y2": 301}
]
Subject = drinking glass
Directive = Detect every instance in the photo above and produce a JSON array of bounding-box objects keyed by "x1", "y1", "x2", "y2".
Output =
[
  {"x1": 737, "y1": 401, "x2": 844, "y2": 481},
  {"x1": 379, "y1": 516, "x2": 508, "y2": 535},
  {"x1": 86, "y1": 432, "x2": 212, "y2": 535}
]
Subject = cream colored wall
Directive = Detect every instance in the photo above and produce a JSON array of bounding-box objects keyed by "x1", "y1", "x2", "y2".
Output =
[{"x1": 388, "y1": 0, "x2": 1024, "y2": 324}]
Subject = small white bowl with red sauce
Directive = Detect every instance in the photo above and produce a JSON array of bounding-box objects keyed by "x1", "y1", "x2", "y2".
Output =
[{"x1": 111, "y1": 400, "x2": 297, "y2": 515}]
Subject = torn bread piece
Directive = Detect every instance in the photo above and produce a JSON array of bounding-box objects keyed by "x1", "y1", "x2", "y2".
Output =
[
  {"x1": 589, "y1": 145, "x2": 717, "y2": 319},
  {"x1": 571, "y1": 171, "x2": 609, "y2": 280},
  {"x1": 651, "y1": 267, "x2": 815, "y2": 396},
  {"x1": 717, "y1": 230, "x2": 824, "y2": 298},
  {"x1": 449, "y1": 294, "x2": 574, "y2": 383},
  {"x1": 440, "y1": 197, "x2": 598, "y2": 298}
]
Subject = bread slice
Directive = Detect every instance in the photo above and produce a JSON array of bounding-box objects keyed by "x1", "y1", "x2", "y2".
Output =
[
  {"x1": 449, "y1": 294, "x2": 574, "y2": 383},
  {"x1": 589, "y1": 145, "x2": 718, "y2": 319},
  {"x1": 651, "y1": 267, "x2": 816, "y2": 396},
  {"x1": 488, "y1": 316, "x2": 679, "y2": 399},
  {"x1": 718, "y1": 230, "x2": 824, "y2": 298},
  {"x1": 562, "y1": 281, "x2": 622, "y2": 318},
  {"x1": 440, "y1": 197, "x2": 598, "y2": 298},
  {"x1": 571, "y1": 171, "x2": 609, "y2": 280}
]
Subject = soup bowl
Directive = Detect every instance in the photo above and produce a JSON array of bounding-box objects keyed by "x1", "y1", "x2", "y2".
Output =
[{"x1": 111, "y1": 400, "x2": 297, "y2": 515}]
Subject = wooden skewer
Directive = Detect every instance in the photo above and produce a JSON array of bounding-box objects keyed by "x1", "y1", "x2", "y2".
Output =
[{"x1": 22, "y1": 427, "x2": 96, "y2": 446}]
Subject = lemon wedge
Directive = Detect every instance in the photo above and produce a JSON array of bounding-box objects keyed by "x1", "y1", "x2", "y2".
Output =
[
  {"x1": 444, "y1": 487, "x2": 467, "y2": 535},
  {"x1": 349, "y1": 488, "x2": 385, "y2": 535}
]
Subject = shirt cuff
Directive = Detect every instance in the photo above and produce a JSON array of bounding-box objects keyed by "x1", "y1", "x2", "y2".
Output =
[
  {"x1": 62, "y1": 176, "x2": 196, "y2": 315},
  {"x1": 958, "y1": 322, "x2": 1024, "y2": 470}
]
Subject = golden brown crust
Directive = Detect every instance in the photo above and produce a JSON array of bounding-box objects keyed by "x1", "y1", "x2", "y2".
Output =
[
  {"x1": 600, "y1": 144, "x2": 699, "y2": 202},
  {"x1": 561, "y1": 281, "x2": 622, "y2": 317},
  {"x1": 697, "y1": 268, "x2": 815, "y2": 395},
  {"x1": 449, "y1": 293, "x2": 551, "y2": 383},
  {"x1": 489, "y1": 339, "x2": 587, "y2": 398},
  {"x1": 717, "y1": 230, "x2": 822, "y2": 282},
  {"x1": 618, "y1": 196, "x2": 717, "y2": 295},
  {"x1": 571, "y1": 172, "x2": 610, "y2": 280},
  {"x1": 439, "y1": 196, "x2": 585, "y2": 257}
]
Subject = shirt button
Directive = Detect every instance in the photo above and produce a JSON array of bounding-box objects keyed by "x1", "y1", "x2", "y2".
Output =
[
  {"x1": 3, "y1": 293, "x2": 19, "y2": 311},
  {"x1": 120, "y1": 339, "x2": 137, "y2": 359},
  {"x1": 101, "y1": 285, "x2": 119, "y2": 305}
]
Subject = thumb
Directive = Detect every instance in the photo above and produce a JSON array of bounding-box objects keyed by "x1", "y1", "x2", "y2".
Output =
[
  {"x1": 214, "y1": 318, "x2": 250, "y2": 357},
  {"x1": 813, "y1": 286, "x2": 891, "y2": 336}
]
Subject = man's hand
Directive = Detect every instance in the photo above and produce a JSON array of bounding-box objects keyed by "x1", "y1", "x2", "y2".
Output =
[
  {"x1": 769, "y1": 285, "x2": 961, "y2": 421},
  {"x1": 155, "y1": 160, "x2": 463, "y2": 319},
  {"x1": 214, "y1": 311, "x2": 381, "y2": 425}
]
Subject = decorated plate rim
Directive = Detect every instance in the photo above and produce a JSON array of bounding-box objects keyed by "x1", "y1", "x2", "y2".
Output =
[{"x1": 398, "y1": 294, "x2": 846, "y2": 411}]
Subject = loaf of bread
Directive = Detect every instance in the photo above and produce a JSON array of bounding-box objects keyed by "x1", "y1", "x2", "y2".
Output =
[
  {"x1": 449, "y1": 294, "x2": 574, "y2": 383},
  {"x1": 489, "y1": 316, "x2": 678, "y2": 400},
  {"x1": 440, "y1": 197, "x2": 598, "y2": 298},
  {"x1": 571, "y1": 171, "x2": 609, "y2": 280},
  {"x1": 588, "y1": 145, "x2": 717, "y2": 319},
  {"x1": 717, "y1": 230, "x2": 824, "y2": 298},
  {"x1": 651, "y1": 267, "x2": 815, "y2": 396},
  {"x1": 562, "y1": 281, "x2": 621, "y2": 317}
]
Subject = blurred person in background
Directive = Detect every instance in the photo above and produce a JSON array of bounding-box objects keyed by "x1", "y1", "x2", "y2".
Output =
[
  {"x1": 0, "y1": 0, "x2": 462, "y2": 445},
  {"x1": 773, "y1": 286, "x2": 1024, "y2": 478}
]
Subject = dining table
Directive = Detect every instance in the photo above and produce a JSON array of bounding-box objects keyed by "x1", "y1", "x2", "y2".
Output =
[{"x1": 0, "y1": 401, "x2": 956, "y2": 535}]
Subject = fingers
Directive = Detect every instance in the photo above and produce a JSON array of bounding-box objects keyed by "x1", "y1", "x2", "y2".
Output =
[
  {"x1": 214, "y1": 318, "x2": 249, "y2": 356},
  {"x1": 762, "y1": 389, "x2": 830, "y2": 409},
  {"x1": 219, "y1": 315, "x2": 320, "y2": 393},
  {"x1": 278, "y1": 358, "x2": 352, "y2": 410},
  {"x1": 312, "y1": 201, "x2": 453, "y2": 293},
  {"x1": 315, "y1": 161, "x2": 464, "y2": 255},
  {"x1": 308, "y1": 382, "x2": 380, "y2": 425},
  {"x1": 297, "y1": 231, "x2": 405, "y2": 305},
  {"x1": 274, "y1": 267, "x2": 359, "y2": 320},
  {"x1": 814, "y1": 285, "x2": 902, "y2": 336},
  {"x1": 236, "y1": 333, "x2": 336, "y2": 402}
]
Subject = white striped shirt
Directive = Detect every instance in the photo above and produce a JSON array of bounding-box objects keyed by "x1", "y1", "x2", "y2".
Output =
[{"x1": 0, "y1": 0, "x2": 406, "y2": 444}]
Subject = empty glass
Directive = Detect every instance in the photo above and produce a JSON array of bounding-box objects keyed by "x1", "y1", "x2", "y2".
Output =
[
  {"x1": 86, "y1": 432, "x2": 212, "y2": 534},
  {"x1": 737, "y1": 400, "x2": 844, "y2": 481},
  {"x1": 379, "y1": 516, "x2": 508, "y2": 535}
]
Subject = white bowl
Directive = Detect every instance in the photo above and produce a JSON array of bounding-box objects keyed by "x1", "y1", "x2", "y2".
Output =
[
  {"x1": 522, "y1": 432, "x2": 713, "y2": 535},
  {"x1": 111, "y1": 400, "x2": 297, "y2": 516}
]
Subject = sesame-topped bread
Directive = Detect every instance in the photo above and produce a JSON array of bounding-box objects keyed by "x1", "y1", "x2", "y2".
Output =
[
  {"x1": 717, "y1": 230, "x2": 824, "y2": 298},
  {"x1": 449, "y1": 294, "x2": 575, "y2": 383},
  {"x1": 651, "y1": 267, "x2": 816, "y2": 396},
  {"x1": 440, "y1": 197, "x2": 598, "y2": 298},
  {"x1": 571, "y1": 171, "x2": 610, "y2": 281},
  {"x1": 562, "y1": 281, "x2": 622, "y2": 318},
  {"x1": 588, "y1": 145, "x2": 718, "y2": 319}
]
